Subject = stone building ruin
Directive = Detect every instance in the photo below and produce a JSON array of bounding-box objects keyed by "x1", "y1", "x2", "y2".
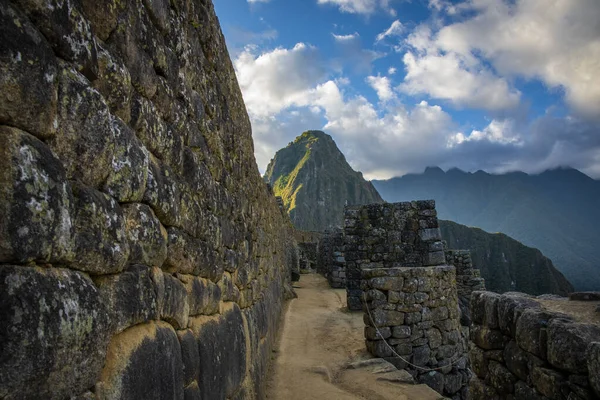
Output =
[{"x1": 344, "y1": 201, "x2": 471, "y2": 398}]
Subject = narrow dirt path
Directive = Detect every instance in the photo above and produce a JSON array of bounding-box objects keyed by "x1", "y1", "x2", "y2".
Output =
[{"x1": 265, "y1": 274, "x2": 443, "y2": 400}]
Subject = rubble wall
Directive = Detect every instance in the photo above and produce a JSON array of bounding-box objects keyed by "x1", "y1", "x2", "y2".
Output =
[
  {"x1": 469, "y1": 291, "x2": 600, "y2": 400},
  {"x1": 317, "y1": 229, "x2": 346, "y2": 288},
  {"x1": 0, "y1": 0, "x2": 297, "y2": 398}
]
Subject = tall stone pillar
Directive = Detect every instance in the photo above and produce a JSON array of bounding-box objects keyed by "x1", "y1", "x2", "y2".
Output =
[{"x1": 345, "y1": 201, "x2": 469, "y2": 399}]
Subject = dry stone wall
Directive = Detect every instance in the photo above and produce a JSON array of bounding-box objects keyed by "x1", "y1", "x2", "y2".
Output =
[
  {"x1": 317, "y1": 228, "x2": 346, "y2": 288},
  {"x1": 344, "y1": 201, "x2": 469, "y2": 399},
  {"x1": 469, "y1": 292, "x2": 600, "y2": 400},
  {"x1": 446, "y1": 249, "x2": 486, "y2": 327},
  {"x1": 344, "y1": 201, "x2": 447, "y2": 311},
  {"x1": 0, "y1": 0, "x2": 297, "y2": 398}
]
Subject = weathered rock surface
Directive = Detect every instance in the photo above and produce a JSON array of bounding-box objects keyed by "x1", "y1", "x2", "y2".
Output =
[
  {"x1": 469, "y1": 291, "x2": 600, "y2": 400},
  {"x1": 0, "y1": 265, "x2": 111, "y2": 399},
  {"x1": 0, "y1": 0, "x2": 298, "y2": 398},
  {"x1": 96, "y1": 322, "x2": 184, "y2": 400}
]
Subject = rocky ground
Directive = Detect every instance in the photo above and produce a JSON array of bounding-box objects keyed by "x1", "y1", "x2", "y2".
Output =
[{"x1": 266, "y1": 274, "x2": 444, "y2": 399}]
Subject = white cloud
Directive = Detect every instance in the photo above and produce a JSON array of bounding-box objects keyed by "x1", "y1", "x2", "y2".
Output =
[
  {"x1": 318, "y1": 0, "x2": 396, "y2": 15},
  {"x1": 233, "y1": 42, "x2": 600, "y2": 180},
  {"x1": 332, "y1": 32, "x2": 360, "y2": 42},
  {"x1": 366, "y1": 75, "x2": 395, "y2": 101},
  {"x1": 421, "y1": 0, "x2": 600, "y2": 116},
  {"x1": 401, "y1": 50, "x2": 521, "y2": 110},
  {"x1": 399, "y1": 25, "x2": 521, "y2": 110},
  {"x1": 375, "y1": 20, "x2": 403, "y2": 42},
  {"x1": 449, "y1": 120, "x2": 522, "y2": 147},
  {"x1": 388, "y1": 67, "x2": 397, "y2": 75},
  {"x1": 234, "y1": 43, "x2": 326, "y2": 118}
]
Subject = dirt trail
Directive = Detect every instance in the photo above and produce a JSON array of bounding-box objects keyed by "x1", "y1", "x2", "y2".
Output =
[{"x1": 265, "y1": 274, "x2": 443, "y2": 400}]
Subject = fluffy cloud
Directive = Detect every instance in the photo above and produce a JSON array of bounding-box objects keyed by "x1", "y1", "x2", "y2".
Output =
[
  {"x1": 366, "y1": 75, "x2": 395, "y2": 101},
  {"x1": 234, "y1": 42, "x2": 600, "y2": 180},
  {"x1": 375, "y1": 20, "x2": 403, "y2": 42},
  {"x1": 400, "y1": 25, "x2": 521, "y2": 110},
  {"x1": 234, "y1": 43, "x2": 326, "y2": 118},
  {"x1": 409, "y1": 0, "x2": 600, "y2": 116},
  {"x1": 318, "y1": 0, "x2": 396, "y2": 15}
]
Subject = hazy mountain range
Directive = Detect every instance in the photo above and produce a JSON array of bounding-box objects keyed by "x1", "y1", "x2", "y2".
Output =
[
  {"x1": 265, "y1": 131, "x2": 574, "y2": 295},
  {"x1": 372, "y1": 167, "x2": 600, "y2": 291}
]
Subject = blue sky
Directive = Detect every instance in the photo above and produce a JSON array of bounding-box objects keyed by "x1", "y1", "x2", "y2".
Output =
[{"x1": 214, "y1": 0, "x2": 600, "y2": 179}]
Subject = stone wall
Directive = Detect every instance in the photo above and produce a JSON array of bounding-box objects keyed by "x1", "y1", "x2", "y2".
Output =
[
  {"x1": 446, "y1": 249, "x2": 486, "y2": 327},
  {"x1": 362, "y1": 266, "x2": 470, "y2": 398},
  {"x1": 0, "y1": 0, "x2": 296, "y2": 398},
  {"x1": 344, "y1": 201, "x2": 447, "y2": 311},
  {"x1": 298, "y1": 242, "x2": 318, "y2": 272},
  {"x1": 345, "y1": 201, "x2": 469, "y2": 398},
  {"x1": 317, "y1": 228, "x2": 346, "y2": 288},
  {"x1": 469, "y1": 291, "x2": 600, "y2": 400}
]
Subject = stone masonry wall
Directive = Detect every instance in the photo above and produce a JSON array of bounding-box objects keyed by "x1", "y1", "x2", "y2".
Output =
[
  {"x1": 0, "y1": 0, "x2": 296, "y2": 398},
  {"x1": 469, "y1": 291, "x2": 600, "y2": 400},
  {"x1": 345, "y1": 201, "x2": 469, "y2": 399},
  {"x1": 446, "y1": 249, "x2": 486, "y2": 327},
  {"x1": 317, "y1": 228, "x2": 346, "y2": 288},
  {"x1": 344, "y1": 201, "x2": 447, "y2": 311}
]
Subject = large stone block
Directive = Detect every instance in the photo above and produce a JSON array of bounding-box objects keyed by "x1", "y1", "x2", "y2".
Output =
[
  {"x1": 0, "y1": 127, "x2": 74, "y2": 264},
  {"x1": 515, "y1": 309, "x2": 556, "y2": 359},
  {"x1": 165, "y1": 228, "x2": 220, "y2": 278},
  {"x1": 178, "y1": 275, "x2": 222, "y2": 316},
  {"x1": 367, "y1": 308, "x2": 405, "y2": 327},
  {"x1": 122, "y1": 203, "x2": 168, "y2": 267},
  {"x1": 96, "y1": 322, "x2": 184, "y2": 400},
  {"x1": 418, "y1": 371, "x2": 444, "y2": 394},
  {"x1": 95, "y1": 265, "x2": 158, "y2": 334},
  {"x1": 12, "y1": 0, "x2": 99, "y2": 79},
  {"x1": 143, "y1": 155, "x2": 182, "y2": 227},
  {"x1": 71, "y1": 184, "x2": 130, "y2": 274},
  {"x1": 177, "y1": 330, "x2": 200, "y2": 387},
  {"x1": 488, "y1": 360, "x2": 517, "y2": 395},
  {"x1": 103, "y1": 117, "x2": 148, "y2": 202},
  {"x1": 0, "y1": 2, "x2": 58, "y2": 139},
  {"x1": 497, "y1": 293, "x2": 540, "y2": 336},
  {"x1": 49, "y1": 67, "x2": 115, "y2": 188},
  {"x1": 531, "y1": 367, "x2": 569, "y2": 400},
  {"x1": 547, "y1": 319, "x2": 600, "y2": 374},
  {"x1": 0, "y1": 265, "x2": 111, "y2": 399},
  {"x1": 189, "y1": 304, "x2": 247, "y2": 399},
  {"x1": 152, "y1": 269, "x2": 189, "y2": 329},
  {"x1": 93, "y1": 44, "x2": 132, "y2": 122},
  {"x1": 470, "y1": 325, "x2": 504, "y2": 350},
  {"x1": 503, "y1": 340, "x2": 530, "y2": 381}
]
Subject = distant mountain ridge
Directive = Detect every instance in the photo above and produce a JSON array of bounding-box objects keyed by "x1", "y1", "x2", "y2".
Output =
[
  {"x1": 440, "y1": 220, "x2": 573, "y2": 295},
  {"x1": 264, "y1": 130, "x2": 383, "y2": 230},
  {"x1": 266, "y1": 131, "x2": 573, "y2": 296},
  {"x1": 373, "y1": 167, "x2": 600, "y2": 291}
]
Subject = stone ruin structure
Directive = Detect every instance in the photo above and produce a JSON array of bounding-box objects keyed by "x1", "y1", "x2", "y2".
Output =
[
  {"x1": 446, "y1": 249, "x2": 486, "y2": 328},
  {"x1": 469, "y1": 291, "x2": 600, "y2": 399},
  {"x1": 317, "y1": 228, "x2": 346, "y2": 288},
  {"x1": 0, "y1": 0, "x2": 298, "y2": 398},
  {"x1": 344, "y1": 201, "x2": 471, "y2": 399}
]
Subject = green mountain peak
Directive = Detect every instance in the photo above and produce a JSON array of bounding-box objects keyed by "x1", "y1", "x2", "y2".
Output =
[{"x1": 264, "y1": 130, "x2": 383, "y2": 230}]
